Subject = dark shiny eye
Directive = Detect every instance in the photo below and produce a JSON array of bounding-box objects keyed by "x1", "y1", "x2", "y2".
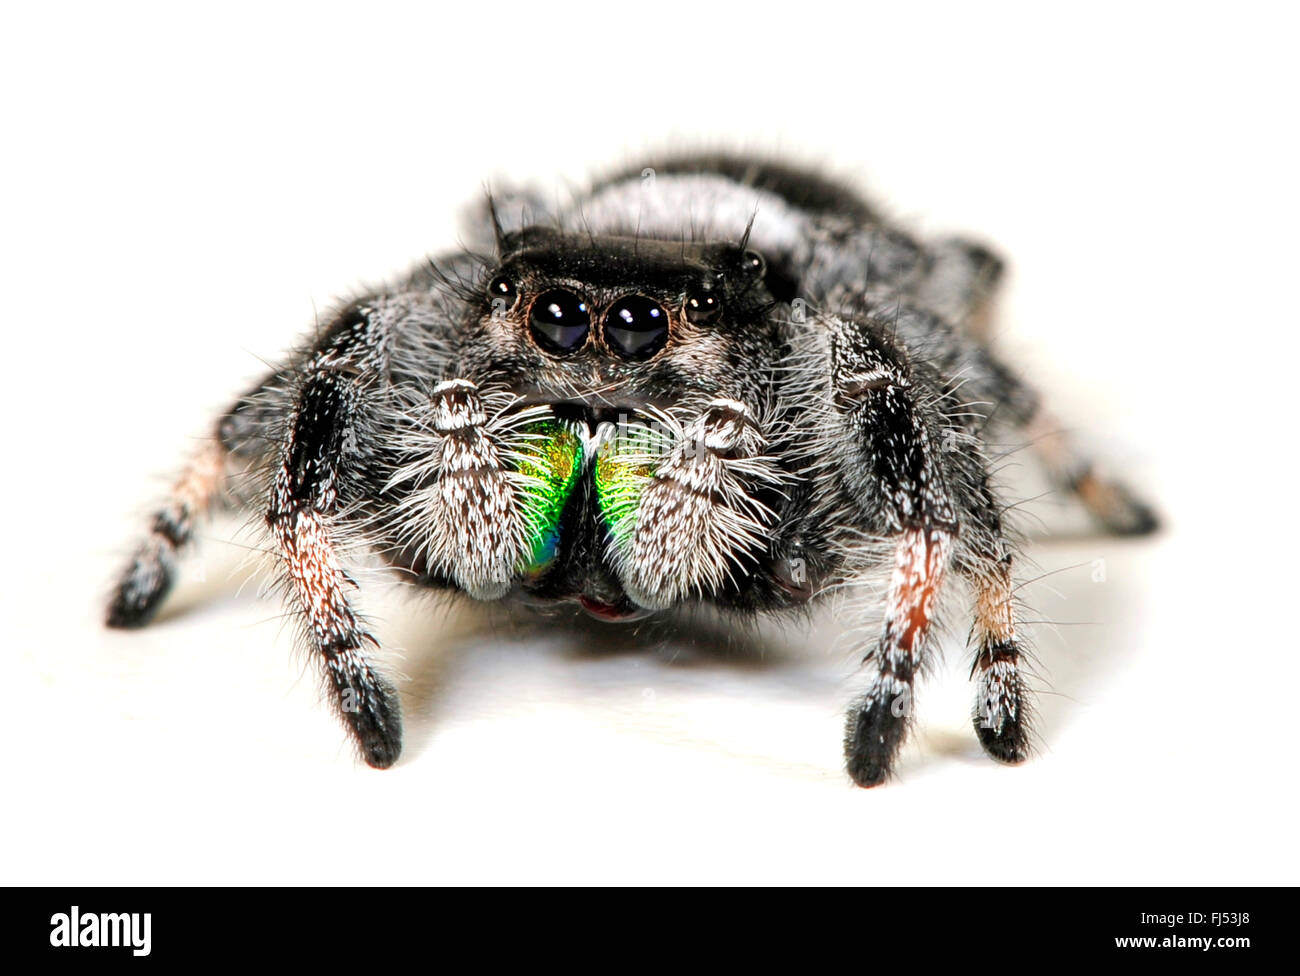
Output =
[
  {"x1": 487, "y1": 274, "x2": 517, "y2": 317},
  {"x1": 488, "y1": 274, "x2": 517, "y2": 304},
  {"x1": 742, "y1": 249, "x2": 766, "y2": 276},
  {"x1": 528, "y1": 289, "x2": 590, "y2": 354},
  {"x1": 684, "y1": 289, "x2": 722, "y2": 325},
  {"x1": 603, "y1": 295, "x2": 669, "y2": 360}
]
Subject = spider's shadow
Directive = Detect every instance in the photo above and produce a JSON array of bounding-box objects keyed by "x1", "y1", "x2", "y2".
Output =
[
  {"x1": 1018, "y1": 539, "x2": 1152, "y2": 739},
  {"x1": 147, "y1": 529, "x2": 1155, "y2": 780},
  {"x1": 390, "y1": 536, "x2": 1149, "y2": 780},
  {"x1": 389, "y1": 597, "x2": 833, "y2": 762}
]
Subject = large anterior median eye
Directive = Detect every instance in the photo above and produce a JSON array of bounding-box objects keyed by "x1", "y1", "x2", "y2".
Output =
[
  {"x1": 603, "y1": 295, "x2": 669, "y2": 360},
  {"x1": 528, "y1": 289, "x2": 590, "y2": 354}
]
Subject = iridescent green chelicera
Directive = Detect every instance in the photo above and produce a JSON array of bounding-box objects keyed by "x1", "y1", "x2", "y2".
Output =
[
  {"x1": 595, "y1": 423, "x2": 673, "y2": 549},
  {"x1": 513, "y1": 420, "x2": 583, "y2": 575}
]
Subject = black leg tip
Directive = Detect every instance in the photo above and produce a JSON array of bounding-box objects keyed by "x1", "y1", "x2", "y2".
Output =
[
  {"x1": 362, "y1": 734, "x2": 402, "y2": 769},
  {"x1": 975, "y1": 717, "x2": 1030, "y2": 765},
  {"x1": 105, "y1": 579, "x2": 173, "y2": 629},
  {"x1": 844, "y1": 698, "x2": 907, "y2": 789},
  {"x1": 1081, "y1": 477, "x2": 1162, "y2": 537},
  {"x1": 106, "y1": 601, "x2": 151, "y2": 630},
  {"x1": 105, "y1": 543, "x2": 175, "y2": 629},
  {"x1": 348, "y1": 684, "x2": 404, "y2": 770},
  {"x1": 846, "y1": 755, "x2": 892, "y2": 789},
  {"x1": 1108, "y1": 496, "x2": 1161, "y2": 537}
]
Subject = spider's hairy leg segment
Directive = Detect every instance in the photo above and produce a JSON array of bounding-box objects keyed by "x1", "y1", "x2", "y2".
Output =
[
  {"x1": 106, "y1": 438, "x2": 227, "y2": 628},
  {"x1": 885, "y1": 292, "x2": 1159, "y2": 539},
  {"x1": 844, "y1": 527, "x2": 954, "y2": 788},
  {"x1": 271, "y1": 507, "x2": 402, "y2": 768},
  {"x1": 1023, "y1": 409, "x2": 1160, "y2": 537},
  {"x1": 969, "y1": 557, "x2": 1030, "y2": 763},
  {"x1": 950, "y1": 452, "x2": 1035, "y2": 765},
  {"x1": 832, "y1": 285, "x2": 1158, "y2": 539},
  {"x1": 270, "y1": 367, "x2": 402, "y2": 768},
  {"x1": 825, "y1": 313, "x2": 965, "y2": 786},
  {"x1": 603, "y1": 398, "x2": 780, "y2": 609}
]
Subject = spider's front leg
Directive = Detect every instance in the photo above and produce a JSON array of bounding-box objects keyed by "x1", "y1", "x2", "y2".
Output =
[
  {"x1": 824, "y1": 314, "x2": 1031, "y2": 786},
  {"x1": 269, "y1": 353, "x2": 402, "y2": 768},
  {"x1": 829, "y1": 349, "x2": 958, "y2": 787}
]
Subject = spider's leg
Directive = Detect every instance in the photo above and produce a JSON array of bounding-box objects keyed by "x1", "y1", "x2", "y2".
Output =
[
  {"x1": 950, "y1": 462, "x2": 1033, "y2": 765},
  {"x1": 106, "y1": 358, "x2": 301, "y2": 628},
  {"x1": 823, "y1": 314, "x2": 962, "y2": 787},
  {"x1": 603, "y1": 398, "x2": 783, "y2": 610},
  {"x1": 890, "y1": 296, "x2": 1159, "y2": 538},
  {"x1": 827, "y1": 306, "x2": 1038, "y2": 778},
  {"x1": 968, "y1": 556, "x2": 1031, "y2": 763},
  {"x1": 957, "y1": 342, "x2": 1159, "y2": 537},
  {"x1": 844, "y1": 526, "x2": 955, "y2": 787},
  {"x1": 821, "y1": 227, "x2": 1159, "y2": 538},
  {"x1": 1020, "y1": 407, "x2": 1160, "y2": 536},
  {"x1": 106, "y1": 438, "x2": 227, "y2": 628},
  {"x1": 268, "y1": 361, "x2": 402, "y2": 768}
]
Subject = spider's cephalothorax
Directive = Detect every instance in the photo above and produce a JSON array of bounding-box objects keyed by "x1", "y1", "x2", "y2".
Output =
[{"x1": 106, "y1": 154, "x2": 1158, "y2": 786}]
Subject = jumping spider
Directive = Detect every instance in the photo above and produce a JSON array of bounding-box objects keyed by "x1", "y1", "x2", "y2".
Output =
[{"x1": 106, "y1": 154, "x2": 1157, "y2": 786}]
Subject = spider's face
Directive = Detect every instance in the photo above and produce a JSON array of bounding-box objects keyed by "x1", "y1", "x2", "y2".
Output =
[
  {"x1": 474, "y1": 227, "x2": 776, "y2": 411},
  {"x1": 463, "y1": 227, "x2": 781, "y2": 619}
]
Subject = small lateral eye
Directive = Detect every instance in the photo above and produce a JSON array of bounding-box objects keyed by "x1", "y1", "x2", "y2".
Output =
[
  {"x1": 487, "y1": 274, "x2": 517, "y2": 309},
  {"x1": 742, "y1": 249, "x2": 766, "y2": 276},
  {"x1": 684, "y1": 290, "x2": 722, "y2": 326},
  {"x1": 604, "y1": 295, "x2": 670, "y2": 360},
  {"x1": 529, "y1": 288, "x2": 591, "y2": 355}
]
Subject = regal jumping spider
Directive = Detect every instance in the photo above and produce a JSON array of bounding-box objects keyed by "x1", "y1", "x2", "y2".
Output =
[{"x1": 106, "y1": 154, "x2": 1157, "y2": 786}]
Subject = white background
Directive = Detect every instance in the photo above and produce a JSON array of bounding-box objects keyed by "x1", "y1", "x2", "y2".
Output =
[{"x1": 3, "y1": 2, "x2": 1297, "y2": 885}]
